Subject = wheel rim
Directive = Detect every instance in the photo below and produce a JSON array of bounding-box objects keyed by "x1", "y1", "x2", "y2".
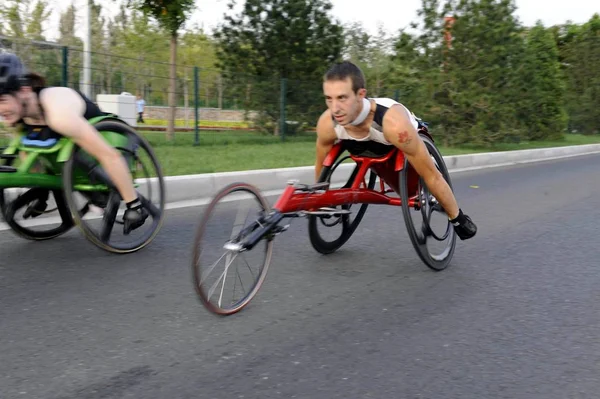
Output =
[
  {"x1": 192, "y1": 183, "x2": 273, "y2": 315},
  {"x1": 308, "y1": 155, "x2": 376, "y2": 253},
  {"x1": 0, "y1": 188, "x2": 77, "y2": 240},
  {"x1": 63, "y1": 122, "x2": 165, "y2": 253},
  {"x1": 400, "y1": 136, "x2": 456, "y2": 271}
]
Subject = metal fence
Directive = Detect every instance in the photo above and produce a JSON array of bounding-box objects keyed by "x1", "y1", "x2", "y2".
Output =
[{"x1": 0, "y1": 35, "x2": 407, "y2": 144}]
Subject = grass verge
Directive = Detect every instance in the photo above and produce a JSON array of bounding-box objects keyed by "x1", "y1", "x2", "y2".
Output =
[{"x1": 141, "y1": 131, "x2": 600, "y2": 177}]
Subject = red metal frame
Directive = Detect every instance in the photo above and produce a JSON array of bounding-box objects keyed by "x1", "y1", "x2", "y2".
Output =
[{"x1": 273, "y1": 142, "x2": 422, "y2": 214}]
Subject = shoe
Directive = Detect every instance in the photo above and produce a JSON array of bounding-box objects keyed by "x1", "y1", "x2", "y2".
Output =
[{"x1": 449, "y1": 209, "x2": 477, "y2": 240}]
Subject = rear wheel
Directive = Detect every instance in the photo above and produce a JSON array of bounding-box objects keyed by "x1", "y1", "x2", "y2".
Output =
[
  {"x1": 0, "y1": 188, "x2": 77, "y2": 240},
  {"x1": 0, "y1": 154, "x2": 79, "y2": 241},
  {"x1": 308, "y1": 153, "x2": 376, "y2": 254},
  {"x1": 400, "y1": 134, "x2": 456, "y2": 271},
  {"x1": 62, "y1": 120, "x2": 165, "y2": 254}
]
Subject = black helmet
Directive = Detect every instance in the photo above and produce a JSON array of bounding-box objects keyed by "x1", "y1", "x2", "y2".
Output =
[{"x1": 0, "y1": 52, "x2": 27, "y2": 95}]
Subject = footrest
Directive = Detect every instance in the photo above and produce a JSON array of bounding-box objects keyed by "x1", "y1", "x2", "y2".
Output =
[
  {"x1": 303, "y1": 207, "x2": 352, "y2": 216},
  {"x1": 0, "y1": 165, "x2": 17, "y2": 173}
]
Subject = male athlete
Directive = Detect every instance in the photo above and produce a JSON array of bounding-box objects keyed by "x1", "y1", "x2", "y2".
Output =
[
  {"x1": 315, "y1": 61, "x2": 477, "y2": 240},
  {"x1": 0, "y1": 52, "x2": 148, "y2": 234}
]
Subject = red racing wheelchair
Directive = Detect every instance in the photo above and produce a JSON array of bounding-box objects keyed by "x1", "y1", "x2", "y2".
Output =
[{"x1": 192, "y1": 119, "x2": 457, "y2": 315}]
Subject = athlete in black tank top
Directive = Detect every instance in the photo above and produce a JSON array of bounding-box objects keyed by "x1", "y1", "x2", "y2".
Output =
[
  {"x1": 316, "y1": 61, "x2": 477, "y2": 240},
  {"x1": 19, "y1": 87, "x2": 107, "y2": 143},
  {"x1": 0, "y1": 53, "x2": 148, "y2": 234}
]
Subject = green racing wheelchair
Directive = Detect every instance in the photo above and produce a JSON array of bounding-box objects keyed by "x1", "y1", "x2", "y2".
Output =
[{"x1": 0, "y1": 114, "x2": 165, "y2": 253}]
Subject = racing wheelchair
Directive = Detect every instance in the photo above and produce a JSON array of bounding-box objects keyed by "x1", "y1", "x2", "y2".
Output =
[
  {"x1": 0, "y1": 114, "x2": 165, "y2": 253},
  {"x1": 192, "y1": 118, "x2": 457, "y2": 315}
]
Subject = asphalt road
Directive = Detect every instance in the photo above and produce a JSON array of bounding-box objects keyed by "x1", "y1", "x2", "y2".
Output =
[{"x1": 1, "y1": 154, "x2": 600, "y2": 399}]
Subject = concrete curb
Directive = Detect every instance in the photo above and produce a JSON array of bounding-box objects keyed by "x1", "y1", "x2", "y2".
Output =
[
  {"x1": 135, "y1": 143, "x2": 600, "y2": 203},
  {"x1": 4, "y1": 143, "x2": 600, "y2": 207}
]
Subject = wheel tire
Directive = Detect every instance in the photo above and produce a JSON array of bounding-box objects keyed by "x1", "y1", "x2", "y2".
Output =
[
  {"x1": 0, "y1": 188, "x2": 75, "y2": 240},
  {"x1": 400, "y1": 133, "x2": 456, "y2": 271},
  {"x1": 308, "y1": 154, "x2": 376, "y2": 254},
  {"x1": 192, "y1": 182, "x2": 274, "y2": 315},
  {"x1": 62, "y1": 120, "x2": 166, "y2": 254}
]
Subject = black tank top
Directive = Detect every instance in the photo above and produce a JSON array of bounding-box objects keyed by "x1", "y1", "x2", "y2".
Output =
[{"x1": 20, "y1": 87, "x2": 107, "y2": 142}]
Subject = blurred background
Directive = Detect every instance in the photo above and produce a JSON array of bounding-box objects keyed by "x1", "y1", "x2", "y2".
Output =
[{"x1": 0, "y1": 0, "x2": 598, "y2": 175}]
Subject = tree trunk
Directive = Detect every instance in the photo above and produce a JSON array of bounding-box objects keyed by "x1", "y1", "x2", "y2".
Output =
[
  {"x1": 168, "y1": 33, "x2": 177, "y2": 141},
  {"x1": 106, "y1": 54, "x2": 112, "y2": 94},
  {"x1": 218, "y1": 74, "x2": 223, "y2": 109}
]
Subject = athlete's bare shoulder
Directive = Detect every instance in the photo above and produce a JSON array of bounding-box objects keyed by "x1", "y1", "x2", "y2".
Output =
[
  {"x1": 316, "y1": 109, "x2": 336, "y2": 141},
  {"x1": 39, "y1": 87, "x2": 84, "y2": 113}
]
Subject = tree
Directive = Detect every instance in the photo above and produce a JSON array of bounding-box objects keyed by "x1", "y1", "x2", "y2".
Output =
[
  {"x1": 114, "y1": 9, "x2": 169, "y2": 99},
  {"x1": 178, "y1": 28, "x2": 219, "y2": 109},
  {"x1": 0, "y1": 0, "x2": 54, "y2": 83},
  {"x1": 392, "y1": 0, "x2": 454, "y2": 140},
  {"x1": 343, "y1": 21, "x2": 371, "y2": 69},
  {"x1": 125, "y1": 0, "x2": 196, "y2": 140},
  {"x1": 438, "y1": 0, "x2": 527, "y2": 146},
  {"x1": 365, "y1": 24, "x2": 395, "y2": 96},
  {"x1": 517, "y1": 21, "x2": 567, "y2": 140},
  {"x1": 556, "y1": 14, "x2": 600, "y2": 133},
  {"x1": 342, "y1": 22, "x2": 396, "y2": 97},
  {"x1": 386, "y1": 30, "x2": 428, "y2": 113},
  {"x1": 58, "y1": 3, "x2": 84, "y2": 88},
  {"x1": 26, "y1": 1, "x2": 51, "y2": 41},
  {"x1": 214, "y1": 0, "x2": 344, "y2": 134}
]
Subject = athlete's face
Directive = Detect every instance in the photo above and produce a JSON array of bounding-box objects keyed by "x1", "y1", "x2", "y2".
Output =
[
  {"x1": 0, "y1": 92, "x2": 23, "y2": 125},
  {"x1": 323, "y1": 77, "x2": 366, "y2": 126}
]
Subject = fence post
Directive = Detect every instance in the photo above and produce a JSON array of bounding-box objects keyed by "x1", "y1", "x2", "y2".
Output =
[
  {"x1": 280, "y1": 78, "x2": 287, "y2": 141},
  {"x1": 394, "y1": 89, "x2": 400, "y2": 102},
  {"x1": 193, "y1": 66, "x2": 200, "y2": 146},
  {"x1": 61, "y1": 46, "x2": 69, "y2": 87}
]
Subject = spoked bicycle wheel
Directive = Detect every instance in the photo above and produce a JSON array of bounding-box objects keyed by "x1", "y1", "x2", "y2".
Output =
[
  {"x1": 308, "y1": 153, "x2": 377, "y2": 254},
  {"x1": 192, "y1": 183, "x2": 274, "y2": 315},
  {"x1": 62, "y1": 120, "x2": 165, "y2": 254},
  {"x1": 399, "y1": 134, "x2": 456, "y2": 271}
]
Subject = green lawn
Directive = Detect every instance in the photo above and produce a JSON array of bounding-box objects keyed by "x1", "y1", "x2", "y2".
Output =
[
  {"x1": 140, "y1": 119, "x2": 251, "y2": 129},
  {"x1": 2, "y1": 126, "x2": 599, "y2": 176},
  {"x1": 141, "y1": 131, "x2": 600, "y2": 177}
]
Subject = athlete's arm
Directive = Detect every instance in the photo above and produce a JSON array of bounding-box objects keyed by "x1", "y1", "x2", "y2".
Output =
[
  {"x1": 39, "y1": 87, "x2": 139, "y2": 204},
  {"x1": 314, "y1": 110, "x2": 338, "y2": 182},
  {"x1": 382, "y1": 105, "x2": 459, "y2": 219}
]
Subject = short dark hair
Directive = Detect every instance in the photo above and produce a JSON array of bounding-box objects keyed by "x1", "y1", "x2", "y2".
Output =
[
  {"x1": 0, "y1": 72, "x2": 46, "y2": 96},
  {"x1": 323, "y1": 61, "x2": 366, "y2": 93},
  {"x1": 23, "y1": 72, "x2": 46, "y2": 91}
]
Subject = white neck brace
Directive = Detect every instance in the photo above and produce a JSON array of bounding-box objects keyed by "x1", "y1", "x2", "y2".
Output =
[{"x1": 350, "y1": 98, "x2": 371, "y2": 126}]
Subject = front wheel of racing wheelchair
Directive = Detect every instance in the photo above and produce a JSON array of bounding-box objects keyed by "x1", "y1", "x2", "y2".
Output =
[
  {"x1": 399, "y1": 133, "x2": 457, "y2": 271},
  {"x1": 61, "y1": 119, "x2": 166, "y2": 254},
  {"x1": 192, "y1": 182, "x2": 275, "y2": 315}
]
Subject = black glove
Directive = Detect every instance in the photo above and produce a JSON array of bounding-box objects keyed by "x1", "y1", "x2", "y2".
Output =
[{"x1": 449, "y1": 209, "x2": 477, "y2": 240}]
